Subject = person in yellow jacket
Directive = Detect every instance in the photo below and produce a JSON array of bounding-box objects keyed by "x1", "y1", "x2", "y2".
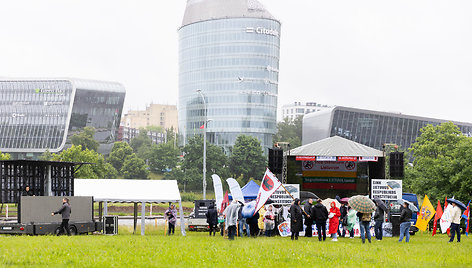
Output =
[{"x1": 258, "y1": 206, "x2": 266, "y2": 235}]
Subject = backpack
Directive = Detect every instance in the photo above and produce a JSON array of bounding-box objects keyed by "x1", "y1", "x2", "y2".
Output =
[{"x1": 361, "y1": 213, "x2": 371, "y2": 222}]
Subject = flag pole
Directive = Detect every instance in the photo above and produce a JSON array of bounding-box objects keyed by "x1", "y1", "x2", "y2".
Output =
[{"x1": 279, "y1": 184, "x2": 309, "y2": 217}]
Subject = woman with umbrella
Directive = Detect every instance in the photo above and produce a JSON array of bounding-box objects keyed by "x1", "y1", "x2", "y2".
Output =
[
  {"x1": 349, "y1": 195, "x2": 376, "y2": 244},
  {"x1": 328, "y1": 201, "x2": 341, "y2": 241},
  {"x1": 289, "y1": 199, "x2": 303, "y2": 240},
  {"x1": 399, "y1": 201, "x2": 412, "y2": 243}
]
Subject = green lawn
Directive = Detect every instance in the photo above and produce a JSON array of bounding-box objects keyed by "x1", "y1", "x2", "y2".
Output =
[{"x1": 0, "y1": 229, "x2": 470, "y2": 267}]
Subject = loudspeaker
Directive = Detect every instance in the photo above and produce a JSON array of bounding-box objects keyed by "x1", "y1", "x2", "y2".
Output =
[
  {"x1": 389, "y1": 152, "x2": 404, "y2": 178},
  {"x1": 268, "y1": 148, "x2": 283, "y2": 174},
  {"x1": 368, "y1": 157, "x2": 385, "y2": 179},
  {"x1": 103, "y1": 215, "x2": 118, "y2": 235}
]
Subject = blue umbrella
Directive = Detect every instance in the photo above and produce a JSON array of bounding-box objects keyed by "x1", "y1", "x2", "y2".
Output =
[
  {"x1": 398, "y1": 199, "x2": 418, "y2": 212},
  {"x1": 447, "y1": 198, "x2": 467, "y2": 210}
]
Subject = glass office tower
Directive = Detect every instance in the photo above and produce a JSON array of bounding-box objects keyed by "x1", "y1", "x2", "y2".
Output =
[
  {"x1": 0, "y1": 79, "x2": 125, "y2": 159},
  {"x1": 303, "y1": 106, "x2": 472, "y2": 150},
  {"x1": 179, "y1": 0, "x2": 281, "y2": 154}
]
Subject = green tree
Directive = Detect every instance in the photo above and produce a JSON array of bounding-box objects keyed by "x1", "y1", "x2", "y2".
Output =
[
  {"x1": 405, "y1": 122, "x2": 472, "y2": 201},
  {"x1": 130, "y1": 129, "x2": 153, "y2": 158},
  {"x1": 39, "y1": 149, "x2": 53, "y2": 161},
  {"x1": 0, "y1": 151, "x2": 10, "y2": 160},
  {"x1": 147, "y1": 142, "x2": 180, "y2": 173},
  {"x1": 273, "y1": 116, "x2": 302, "y2": 148},
  {"x1": 71, "y1": 126, "x2": 100, "y2": 151},
  {"x1": 107, "y1": 142, "x2": 134, "y2": 171},
  {"x1": 164, "y1": 166, "x2": 201, "y2": 192},
  {"x1": 130, "y1": 129, "x2": 152, "y2": 151},
  {"x1": 229, "y1": 135, "x2": 266, "y2": 183},
  {"x1": 52, "y1": 145, "x2": 114, "y2": 179},
  {"x1": 121, "y1": 154, "x2": 150, "y2": 179},
  {"x1": 181, "y1": 136, "x2": 228, "y2": 191}
]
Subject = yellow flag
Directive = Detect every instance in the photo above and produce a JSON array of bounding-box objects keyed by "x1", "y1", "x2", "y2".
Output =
[{"x1": 415, "y1": 195, "x2": 436, "y2": 231}]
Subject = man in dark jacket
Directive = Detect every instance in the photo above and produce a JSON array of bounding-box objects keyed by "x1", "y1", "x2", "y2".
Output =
[
  {"x1": 303, "y1": 199, "x2": 313, "y2": 237},
  {"x1": 373, "y1": 203, "x2": 385, "y2": 241},
  {"x1": 51, "y1": 198, "x2": 71, "y2": 236},
  {"x1": 205, "y1": 204, "x2": 218, "y2": 236},
  {"x1": 311, "y1": 199, "x2": 328, "y2": 241},
  {"x1": 399, "y1": 202, "x2": 412, "y2": 243},
  {"x1": 22, "y1": 185, "x2": 34, "y2": 196},
  {"x1": 289, "y1": 198, "x2": 303, "y2": 240}
]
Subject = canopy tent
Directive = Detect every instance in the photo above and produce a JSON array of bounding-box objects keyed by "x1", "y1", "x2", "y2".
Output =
[
  {"x1": 289, "y1": 136, "x2": 384, "y2": 157},
  {"x1": 75, "y1": 179, "x2": 185, "y2": 236},
  {"x1": 229, "y1": 180, "x2": 260, "y2": 201}
]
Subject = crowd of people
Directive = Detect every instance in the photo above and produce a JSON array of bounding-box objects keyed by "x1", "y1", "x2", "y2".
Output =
[
  {"x1": 161, "y1": 196, "x2": 466, "y2": 244},
  {"x1": 198, "y1": 197, "x2": 419, "y2": 243}
]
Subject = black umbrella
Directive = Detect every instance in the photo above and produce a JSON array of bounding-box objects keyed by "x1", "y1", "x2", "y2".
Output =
[
  {"x1": 447, "y1": 198, "x2": 467, "y2": 210},
  {"x1": 373, "y1": 197, "x2": 389, "y2": 212}
]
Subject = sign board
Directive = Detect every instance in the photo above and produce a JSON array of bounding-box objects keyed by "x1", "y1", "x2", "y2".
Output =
[
  {"x1": 302, "y1": 161, "x2": 357, "y2": 172},
  {"x1": 371, "y1": 179, "x2": 402, "y2": 200},
  {"x1": 270, "y1": 184, "x2": 299, "y2": 205}
]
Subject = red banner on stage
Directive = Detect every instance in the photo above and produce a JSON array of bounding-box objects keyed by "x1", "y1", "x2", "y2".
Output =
[
  {"x1": 296, "y1": 156, "x2": 316, "y2": 161},
  {"x1": 337, "y1": 156, "x2": 357, "y2": 161}
]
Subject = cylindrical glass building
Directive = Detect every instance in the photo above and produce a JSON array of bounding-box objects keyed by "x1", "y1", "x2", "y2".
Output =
[{"x1": 178, "y1": 0, "x2": 281, "y2": 154}]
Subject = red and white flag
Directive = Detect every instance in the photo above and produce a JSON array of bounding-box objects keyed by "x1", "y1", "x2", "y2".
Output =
[{"x1": 253, "y1": 168, "x2": 282, "y2": 215}]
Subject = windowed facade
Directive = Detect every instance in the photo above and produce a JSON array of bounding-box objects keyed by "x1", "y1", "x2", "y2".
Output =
[
  {"x1": 179, "y1": 2, "x2": 280, "y2": 153},
  {"x1": 303, "y1": 106, "x2": 472, "y2": 150},
  {"x1": 0, "y1": 79, "x2": 125, "y2": 159}
]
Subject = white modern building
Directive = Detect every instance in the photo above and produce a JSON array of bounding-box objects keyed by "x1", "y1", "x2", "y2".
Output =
[{"x1": 281, "y1": 102, "x2": 332, "y2": 121}]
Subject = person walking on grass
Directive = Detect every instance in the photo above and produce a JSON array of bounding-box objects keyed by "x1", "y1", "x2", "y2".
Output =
[
  {"x1": 205, "y1": 204, "x2": 218, "y2": 236},
  {"x1": 357, "y1": 211, "x2": 372, "y2": 243},
  {"x1": 398, "y1": 202, "x2": 412, "y2": 243},
  {"x1": 346, "y1": 206, "x2": 356, "y2": 238},
  {"x1": 448, "y1": 202, "x2": 462, "y2": 243},
  {"x1": 312, "y1": 199, "x2": 328, "y2": 241},
  {"x1": 51, "y1": 197, "x2": 71, "y2": 236},
  {"x1": 225, "y1": 200, "x2": 241, "y2": 240},
  {"x1": 289, "y1": 198, "x2": 303, "y2": 240},
  {"x1": 303, "y1": 199, "x2": 313, "y2": 237},
  {"x1": 165, "y1": 204, "x2": 177, "y2": 235},
  {"x1": 328, "y1": 201, "x2": 341, "y2": 241},
  {"x1": 247, "y1": 211, "x2": 260, "y2": 238}
]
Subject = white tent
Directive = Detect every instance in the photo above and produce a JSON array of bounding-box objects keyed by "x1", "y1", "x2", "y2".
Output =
[{"x1": 75, "y1": 179, "x2": 185, "y2": 236}]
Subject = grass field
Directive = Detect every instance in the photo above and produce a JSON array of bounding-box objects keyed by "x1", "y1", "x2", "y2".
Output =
[{"x1": 0, "y1": 228, "x2": 470, "y2": 267}]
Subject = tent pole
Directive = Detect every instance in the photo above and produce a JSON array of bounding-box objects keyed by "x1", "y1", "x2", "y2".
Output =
[
  {"x1": 103, "y1": 201, "x2": 108, "y2": 216},
  {"x1": 98, "y1": 202, "x2": 103, "y2": 222},
  {"x1": 133, "y1": 202, "x2": 138, "y2": 234},
  {"x1": 179, "y1": 200, "x2": 186, "y2": 236},
  {"x1": 141, "y1": 202, "x2": 146, "y2": 236}
]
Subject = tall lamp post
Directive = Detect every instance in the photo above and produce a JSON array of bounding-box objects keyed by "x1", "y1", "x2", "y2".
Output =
[{"x1": 196, "y1": 89, "x2": 208, "y2": 200}]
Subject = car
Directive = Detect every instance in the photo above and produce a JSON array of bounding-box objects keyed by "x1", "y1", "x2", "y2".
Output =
[{"x1": 387, "y1": 193, "x2": 419, "y2": 235}]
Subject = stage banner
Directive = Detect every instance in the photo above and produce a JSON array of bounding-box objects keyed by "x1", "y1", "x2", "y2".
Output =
[
  {"x1": 302, "y1": 161, "x2": 357, "y2": 178},
  {"x1": 371, "y1": 179, "x2": 402, "y2": 201}
]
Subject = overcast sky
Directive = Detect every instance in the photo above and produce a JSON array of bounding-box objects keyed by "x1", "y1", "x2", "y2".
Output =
[{"x1": 0, "y1": 1, "x2": 471, "y2": 122}]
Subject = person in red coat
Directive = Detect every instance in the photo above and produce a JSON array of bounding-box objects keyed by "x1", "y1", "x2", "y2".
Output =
[{"x1": 328, "y1": 202, "x2": 341, "y2": 241}]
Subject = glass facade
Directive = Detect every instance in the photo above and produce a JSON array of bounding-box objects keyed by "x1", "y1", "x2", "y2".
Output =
[
  {"x1": 69, "y1": 88, "x2": 125, "y2": 144},
  {"x1": 178, "y1": 18, "x2": 281, "y2": 153},
  {"x1": 303, "y1": 107, "x2": 472, "y2": 150},
  {"x1": 0, "y1": 80, "x2": 74, "y2": 152},
  {"x1": 0, "y1": 79, "x2": 125, "y2": 158}
]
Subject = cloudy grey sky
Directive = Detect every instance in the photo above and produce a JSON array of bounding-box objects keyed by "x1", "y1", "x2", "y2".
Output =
[{"x1": 0, "y1": 1, "x2": 471, "y2": 122}]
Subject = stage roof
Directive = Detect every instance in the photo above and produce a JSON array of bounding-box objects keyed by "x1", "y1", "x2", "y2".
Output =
[
  {"x1": 289, "y1": 136, "x2": 384, "y2": 157},
  {"x1": 74, "y1": 179, "x2": 181, "y2": 203}
]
